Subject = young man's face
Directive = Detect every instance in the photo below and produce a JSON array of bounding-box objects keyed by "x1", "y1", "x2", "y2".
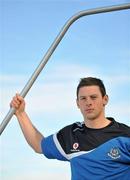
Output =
[{"x1": 76, "y1": 85, "x2": 108, "y2": 121}]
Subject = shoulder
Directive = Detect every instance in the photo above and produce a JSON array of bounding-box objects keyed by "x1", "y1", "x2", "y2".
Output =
[
  {"x1": 111, "y1": 118, "x2": 130, "y2": 137},
  {"x1": 56, "y1": 122, "x2": 84, "y2": 145},
  {"x1": 56, "y1": 122, "x2": 84, "y2": 154},
  {"x1": 117, "y1": 121, "x2": 130, "y2": 131},
  {"x1": 57, "y1": 121, "x2": 84, "y2": 135},
  {"x1": 113, "y1": 118, "x2": 130, "y2": 129}
]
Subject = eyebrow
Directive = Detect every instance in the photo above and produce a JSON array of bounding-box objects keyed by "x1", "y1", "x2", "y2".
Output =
[
  {"x1": 79, "y1": 94, "x2": 98, "y2": 97},
  {"x1": 90, "y1": 94, "x2": 98, "y2": 97},
  {"x1": 78, "y1": 94, "x2": 99, "y2": 100}
]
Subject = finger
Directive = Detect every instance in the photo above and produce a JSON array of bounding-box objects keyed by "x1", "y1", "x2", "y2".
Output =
[
  {"x1": 10, "y1": 101, "x2": 19, "y2": 109},
  {"x1": 12, "y1": 96, "x2": 21, "y2": 105},
  {"x1": 16, "y1": 93, "x2": 24, "y2": 102}
]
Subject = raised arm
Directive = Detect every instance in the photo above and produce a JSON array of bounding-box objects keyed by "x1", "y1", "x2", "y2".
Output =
[{"x1": 10, "y1": 94, "x2": 43, "y2": 153}]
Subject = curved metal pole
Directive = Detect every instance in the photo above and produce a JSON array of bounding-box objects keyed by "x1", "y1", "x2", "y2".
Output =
[{"x1": 0, "y1": 3, "x2": 130, "y2": 135}]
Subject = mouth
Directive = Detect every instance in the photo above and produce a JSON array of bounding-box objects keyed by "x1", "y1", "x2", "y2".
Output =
[{"x1": 85, "y1": 109, "x2": 94, "y2": 113}]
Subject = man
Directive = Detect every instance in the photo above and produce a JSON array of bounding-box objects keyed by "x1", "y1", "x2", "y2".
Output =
[{"x1": 10, "y1": 77, "x2": 130, "y2": 180}]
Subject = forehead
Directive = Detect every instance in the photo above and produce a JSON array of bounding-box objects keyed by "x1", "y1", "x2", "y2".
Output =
[{"x1": 78, "y1": 86, "x2": 101, "y2": 96}]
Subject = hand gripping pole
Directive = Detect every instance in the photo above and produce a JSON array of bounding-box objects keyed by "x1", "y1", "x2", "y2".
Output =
[{"x1": 0, "y1": 3, "x2": 130, "y2": 135}]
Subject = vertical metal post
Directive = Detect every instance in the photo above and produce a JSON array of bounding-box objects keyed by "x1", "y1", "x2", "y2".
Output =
[{"x1": 0, "y1": 3, "x2": 130, "y2": 135}]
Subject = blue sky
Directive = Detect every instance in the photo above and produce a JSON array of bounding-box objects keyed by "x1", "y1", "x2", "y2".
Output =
[{"x1": 0, "y1": 0, "x2": 130, "y2": 180}]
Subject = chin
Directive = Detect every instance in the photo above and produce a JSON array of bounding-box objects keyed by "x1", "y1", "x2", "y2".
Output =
[
  {"x1": 85, "y1": 116, "x2": 95, "y2": 121},
  {"x1": 85, "y1": 114, "x2": 98, "y2": 121}
]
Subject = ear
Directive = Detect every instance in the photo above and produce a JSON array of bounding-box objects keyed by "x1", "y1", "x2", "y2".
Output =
[{"x1": 103, "y1": 95, "x2": 109, "y2": 106}]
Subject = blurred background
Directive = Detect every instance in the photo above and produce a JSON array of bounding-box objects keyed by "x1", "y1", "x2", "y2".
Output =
[{"x1": 0, "y1": 0, "x2": 130, "y2": 179}]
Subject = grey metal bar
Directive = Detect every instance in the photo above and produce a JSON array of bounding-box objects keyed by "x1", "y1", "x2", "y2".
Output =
[{"x1": 0, "y1": 3, "x2": 130, "y2": 135}]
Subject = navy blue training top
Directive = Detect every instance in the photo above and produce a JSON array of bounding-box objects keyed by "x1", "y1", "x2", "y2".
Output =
[{"x1": 41, "y1": 118, "x2": 130, "y2": 180}]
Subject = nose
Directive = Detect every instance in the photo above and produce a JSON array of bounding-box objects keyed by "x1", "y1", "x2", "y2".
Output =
[{"x1": 85, "y1": 98, "x2": 92, "y2": 107}]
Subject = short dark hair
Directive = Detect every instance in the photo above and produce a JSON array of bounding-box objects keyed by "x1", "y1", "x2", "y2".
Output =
[{"x1": 76, "y1": 77, "x2": 106, "y2": 98}]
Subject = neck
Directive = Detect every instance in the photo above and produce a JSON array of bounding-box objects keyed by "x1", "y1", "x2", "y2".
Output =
[{"x1": 84, "y1": 117, "x2": 111, "y2": 129}]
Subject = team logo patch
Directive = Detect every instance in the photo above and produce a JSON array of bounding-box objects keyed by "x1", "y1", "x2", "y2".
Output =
[{"x1": 108, "y1": 147, "x2": 121, "y2": 159}]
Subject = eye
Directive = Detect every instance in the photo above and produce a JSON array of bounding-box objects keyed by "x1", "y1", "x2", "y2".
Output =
[
  {"x1": 80, "y1": 97, "x2": 86, "y2": 101},
  {"x1": 91, "y1": 96, "x2": 97, "y2": 100}
]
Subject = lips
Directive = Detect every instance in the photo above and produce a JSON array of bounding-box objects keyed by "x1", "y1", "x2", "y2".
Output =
[{"x1": 85, "y1": 109, "x2": 94, "y2": 113}]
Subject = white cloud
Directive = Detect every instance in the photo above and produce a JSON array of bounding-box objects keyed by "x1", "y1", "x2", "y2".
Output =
[
  {"x1": 0, "y1": 63, "x2": 130, "y2": 123},
  {"x1": 105, "y1": 75, "x2": 130, "y2": 86},
  {"x1": 0, "y1": 63, "x2": 95, "y2": 116}
]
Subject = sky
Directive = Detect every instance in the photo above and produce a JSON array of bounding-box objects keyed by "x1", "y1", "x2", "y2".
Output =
[{"x1": 0, "y1": 0, "x2": 130, "y2": 180}]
